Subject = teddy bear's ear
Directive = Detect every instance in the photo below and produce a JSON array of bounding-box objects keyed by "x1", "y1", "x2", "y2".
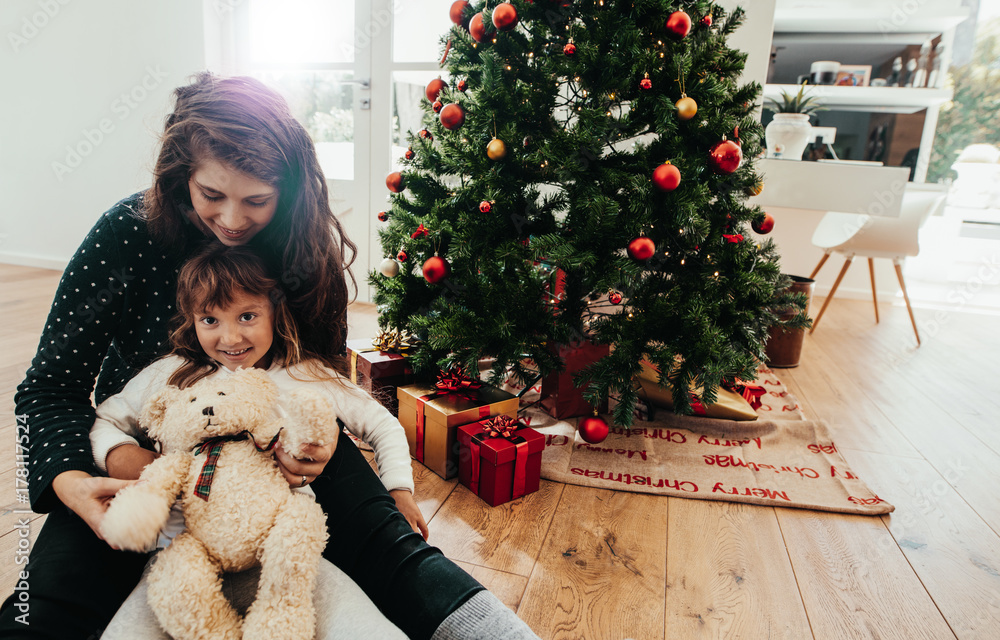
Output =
[{"x1": 140, "y1": 386, "x2": 178, "y2": 437}]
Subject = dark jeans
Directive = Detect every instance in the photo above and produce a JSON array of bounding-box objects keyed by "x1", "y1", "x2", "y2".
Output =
[{"x1": 0, "y1": 437, "x2": 483, "y2": 640}]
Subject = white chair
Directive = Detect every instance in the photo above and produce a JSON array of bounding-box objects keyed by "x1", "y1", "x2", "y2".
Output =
[{"x1": 808, "y1": 184, "x2": 949, "y2": 346}]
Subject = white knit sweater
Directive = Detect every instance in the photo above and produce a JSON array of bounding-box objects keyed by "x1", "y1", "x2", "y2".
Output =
[{"x1": 90, "y1": 355, "x2": 414, "y2": 493}]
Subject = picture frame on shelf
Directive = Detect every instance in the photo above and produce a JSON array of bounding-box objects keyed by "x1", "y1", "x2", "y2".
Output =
[{"x1": 836, "y1": 65, "x2": 872, "y2": 87}]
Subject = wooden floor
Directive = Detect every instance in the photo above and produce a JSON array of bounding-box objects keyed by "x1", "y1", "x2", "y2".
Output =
[{"x1": 3, "y1": 262, "x2": 1000, "y2": 639}]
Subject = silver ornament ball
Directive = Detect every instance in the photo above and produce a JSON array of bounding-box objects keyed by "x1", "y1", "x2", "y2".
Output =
[{"x1": 379, "y1": 257, "x2": 400, "y2": 277}]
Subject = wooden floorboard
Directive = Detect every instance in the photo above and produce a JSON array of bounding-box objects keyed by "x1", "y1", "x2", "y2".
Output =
[{"x1": 3, "y1": 264, "x2": 996, "y2": 639}]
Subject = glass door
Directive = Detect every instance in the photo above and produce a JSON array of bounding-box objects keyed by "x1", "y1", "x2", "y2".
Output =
[{"x1": 234, "y1": 0, "x2": 376, "y2": 300}]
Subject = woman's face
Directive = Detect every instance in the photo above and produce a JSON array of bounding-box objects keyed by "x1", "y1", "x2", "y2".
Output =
[{"x1": 188, "y1": 159, "x2": 280, "y2": 246}]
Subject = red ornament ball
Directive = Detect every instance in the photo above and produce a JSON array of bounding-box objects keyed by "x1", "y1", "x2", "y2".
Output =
[
  {"x1": 425, "y1": 77, "x2": 447, "y2": 103},
  {"x1": 377, "y1": 210, "x2": 389, "y2": 222},
  {"x1": 709, "y1": 139, "x2": 743, "y2": 174},
  {"x1": 609, "y1": 291, "x2": 623, "y2": 305},
  {"x1": 419, "y1": 128, "x2": 433, "y2": 141},
  {"x1": 628, "y1": 236, "x2": 656, "y2": 261},
  {"x1": 752, "y1": 212, "x2": 775, "y2": 235},
  {"x1": 432, "y1": 100, "x2": 443, "y2": 113},
  {"x1": 404, "y1": 147, "x2": 415, "y2": 160},
  {"x1": 385, "y1": 172, "x2": 404, "y2": 193},
  {"x1": 457, "y1": 79, "x2": 468, "y2": 92},
  {"x1": 665, "y1": 11, "x2": 692, "y2": 38},
  {"x1": 397, "y1": 250, "x2": 408, "y2": 262},
  {"x1": 563, "y1": 42, "x2": 576, "y2": 56},
  {"x1": 422, "y1": 256, "x2": 450, "y2": 284},
  {"x1": 479, "y1": 200, "x2": 492, "y2": 213},
  {"x1": 450, "y1": 0, "x2": 470, "y2": 26},
  {"x1": 439, "y1": 103, "x2": 466, "y2": 130},
  {"x1": 578, "y1": 415, "x2": 610, "y2": 444},
  {"x1": 652, "y1": 163, "x2": 681, "y2": 191},
  {"x1": 492, "y1": 3, "x2": 518, "y2": 31},
  {"x1": 701, "y1": 14, "x2": 713, "y2": 27},
  {"x1": 469, "y1": 12, "x2": 490, "y2": 42},
  {"x1": 640, "y1": 77, "x2": 652, "y2": 90}
]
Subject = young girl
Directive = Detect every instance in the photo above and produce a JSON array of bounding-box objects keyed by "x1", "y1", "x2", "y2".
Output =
[{"x1": 90, "y1": 242, "x2": 427, "y2": 542}]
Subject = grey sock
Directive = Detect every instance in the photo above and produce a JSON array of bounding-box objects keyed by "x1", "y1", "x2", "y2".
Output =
[{"x1": 430, "y1": 590, "x2": 541, "y2": 640}]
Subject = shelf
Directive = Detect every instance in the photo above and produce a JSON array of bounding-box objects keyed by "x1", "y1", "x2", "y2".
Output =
[
  {"x1": 764, "y1": 84, "x2": 953, "y2": 115},
  {"x1": 773, "y1": 2, "x2": 970, "y2": 34}
]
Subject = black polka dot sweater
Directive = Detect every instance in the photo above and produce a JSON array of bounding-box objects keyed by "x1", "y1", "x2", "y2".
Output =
[{"x1": 15, "y1": 192, "x2": 205, "y2": 513}]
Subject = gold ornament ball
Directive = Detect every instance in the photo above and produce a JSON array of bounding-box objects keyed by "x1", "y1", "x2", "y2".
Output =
[
  {"x1": 487, "y1": 138, "x2": 508, "y2": 160},
  {"x1": 676, "y1": 96, "x2": 698, "y2": 121},
  {"x1": 748, "y1": 181, "x2": 764, "y2": 196}
]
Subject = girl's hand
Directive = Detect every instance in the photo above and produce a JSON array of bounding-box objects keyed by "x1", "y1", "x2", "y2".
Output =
[
  {"x1": 390, "y1": 488, "x2": 429, "y2": 540},
  {"x1": 274, "y1": 440, "x2": 336, "y2": 488},
  {"x1": 52, "y1": 470, "x2": 135, "y2": 541},
  {"x1": 106, "y1": 443, "x2": 158, "y2": 480}
]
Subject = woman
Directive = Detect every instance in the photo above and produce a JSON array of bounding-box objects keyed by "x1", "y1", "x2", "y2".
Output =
[{"x1": 2, "y1": 72, "x2": 536, "y2": 640}]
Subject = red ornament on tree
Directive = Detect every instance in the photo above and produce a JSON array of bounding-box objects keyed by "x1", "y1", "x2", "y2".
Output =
[
  {"x1": 469, "y1": 12, "x2": 491, "y2": 42},
  {"x1": 377, "y1": 211, "x2": 389, "y2": 222},
  {"x1": 479, "y1": 200, "x2": 492, "y2": 213},
  {"x1": 652, "y1": 162, "x2": 681, "y2": 191},
  {"x1": 404, "y1": 147, "x2": 415, "y2": 160},
  {"x1": 563, "y1": 41, "x2": 576, "y2": 56},
  {"x1": 439, "y1": 103, "x2": 466, "y2": 130},
  {"x1": 419, "y1": 128, "x2": 433, "y2": 141},
  {"x1": 752, "y1": 212, "x2": 775, "y2": 235},
  {"x1": 708, "y1": 139, "x2": 742, "y2": 174},
  {"x1": 449, "y1": 0, "x2": 470, "y2": 27},
  {"x1": 397, "y1": 250, "x2": 408, "y2": 262},
  {"x1": 701, "y1": 14, "x2": 713, "y2": 27},
  {"x1": 628, "y1": 236, "x2": 656, "y2": 261},
  {"x1": 385, "y1": 172, "x2": 404, "y2": 193},
  {"x1": 640, "y1": 73, "x2": 652, "y2": 90},
  {"x1": 422, "y1": 256, "x2": 450, "y2": 283},
  {"x1": 425, "y1": 77, "x2": 447, "y2": 102},
  {"x1": 609, "y1": 291, "x2": 623, "y2": 305},
  {"x1": 578, "y1": 415, "x2": 609, "y2": 444},
  {"x1": 457, "y1": 79, "x2": 468, "y2": 92},
  {"x1": 665, "y1": 11, "x2": 692, "y2": 38},
  {"x1": 432, "y1": 100, "x2": 443, "y2": 113},
  {"x1": 492, "y1": 2, "x2": 518, "y2": 31}
]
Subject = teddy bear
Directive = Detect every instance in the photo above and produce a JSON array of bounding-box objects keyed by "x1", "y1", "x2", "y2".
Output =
[{"x1": 100, "y1": 367, "x2": 339, "y2": 640}]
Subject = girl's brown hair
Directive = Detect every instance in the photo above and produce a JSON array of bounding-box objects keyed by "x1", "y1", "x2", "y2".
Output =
[
  {"x1": 168, "y1": 243, "x2": 335, "y2": 389},
  {"x1": 145, "y1": 72, "x2": 355, "y2": 370}
]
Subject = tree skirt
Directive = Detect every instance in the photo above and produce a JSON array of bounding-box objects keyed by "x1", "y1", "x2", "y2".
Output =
[{"x1": 505, "y1": 364, "x2": 894, "y2": 516}]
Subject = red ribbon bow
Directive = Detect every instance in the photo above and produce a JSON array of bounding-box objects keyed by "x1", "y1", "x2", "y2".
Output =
[
  {"x1": 723, "y1": 233, "x2": 744, "y2": 244},
  {"x1": 432, "y1": 369, "x2": 482, "y2": 400},
  {"x1": 481, "y1": 414, "x2": 520, "y2": 439},
  {"x1": 723, "y1": 379, "x2": 766, "y2": 411},
  {"x1": 411, "y1": 223, "x2": 429, "y2": 239}
]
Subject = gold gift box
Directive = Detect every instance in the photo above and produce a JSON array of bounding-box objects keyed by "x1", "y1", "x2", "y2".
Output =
[
  {"x1": 636, "y1": 360, "x2": 757, "y2": 421},
  {"x1": 397, "y1": 383, "x2": 519, "y2": 479}
]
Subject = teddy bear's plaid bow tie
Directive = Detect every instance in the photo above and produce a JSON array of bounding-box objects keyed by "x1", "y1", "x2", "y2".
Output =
[{"x1": 192, "y1": 431, "x2": 280, "y2": 500}]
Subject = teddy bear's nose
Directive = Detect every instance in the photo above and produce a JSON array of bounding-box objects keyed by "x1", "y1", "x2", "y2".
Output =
[{"x1": 202, "y1": 406, "x2": 214, "y2": 416}]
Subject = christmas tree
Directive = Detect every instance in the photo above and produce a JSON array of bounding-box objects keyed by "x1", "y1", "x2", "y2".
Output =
[{"x1": 371, "y1": 0, "x2": 808, "y2": 426}]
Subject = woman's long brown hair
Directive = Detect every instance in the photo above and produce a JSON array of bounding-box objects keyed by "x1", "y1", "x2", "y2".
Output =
[{"x1": 145, "y1": 72, "x2": 356, "y2": 373}]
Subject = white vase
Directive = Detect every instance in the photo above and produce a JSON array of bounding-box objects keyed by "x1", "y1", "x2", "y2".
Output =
[{"x1": 766, "y1": 114, "x2": 812, "y2": 160}]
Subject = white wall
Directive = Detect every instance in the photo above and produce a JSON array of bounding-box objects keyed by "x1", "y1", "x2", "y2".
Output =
[{"x1": 0, "y1": 0, "x2": 206, "y2": 268}]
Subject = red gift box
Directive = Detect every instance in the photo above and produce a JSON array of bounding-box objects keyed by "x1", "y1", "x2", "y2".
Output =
[
  {"x1": 539, "y1": 341, "x2": 609, "y2": 419},
  {"x1": 457, "y1": 416, "x2": 544, "y2": 507},
  {"x1": 347, "y1": 337, "x2": 416, "y2": 416}
]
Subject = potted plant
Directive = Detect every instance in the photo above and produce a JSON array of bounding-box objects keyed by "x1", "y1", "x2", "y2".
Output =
[{"x1": 764, "y1": 84, "x2": 824, "y2": 160}]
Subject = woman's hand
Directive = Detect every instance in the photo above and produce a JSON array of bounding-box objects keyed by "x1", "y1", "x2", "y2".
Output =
[
  {"x1": 51, "y1": 470, "x2": 135, "y2": 541},
  {"x1": 274, "y1": 440, "x2": 336, "y2": 488},
  {"x1": 391, "y1": 489, "x2": 429, "y2": 540}
]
